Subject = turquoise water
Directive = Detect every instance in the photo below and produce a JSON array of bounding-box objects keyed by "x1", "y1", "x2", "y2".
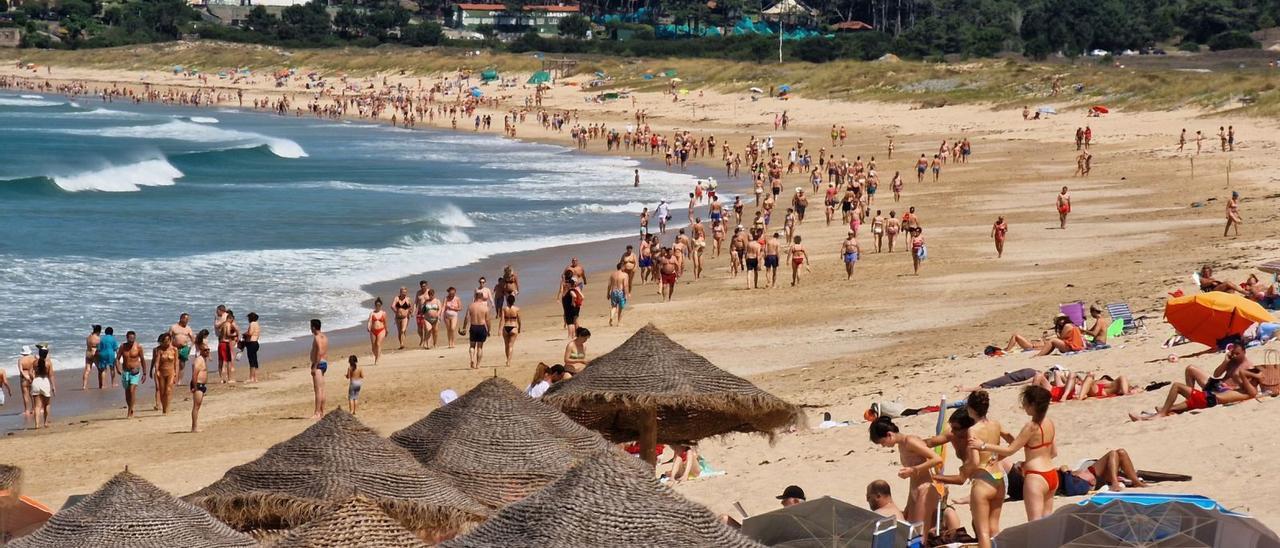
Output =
[{"x1": 0, "y1": 93, "x2": 695, "y2": 368}]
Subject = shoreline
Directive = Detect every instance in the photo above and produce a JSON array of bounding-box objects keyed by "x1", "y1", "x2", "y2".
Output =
[{"x1": 0, "y1": 88, "x2": 726, "y2": 431}]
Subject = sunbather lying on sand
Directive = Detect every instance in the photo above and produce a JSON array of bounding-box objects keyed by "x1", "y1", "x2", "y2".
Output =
[
  {"x1": 1198, "y1": 265, "x2": 1247, "y2": 294},
  {"x1": 1005, "y1": 315, "x2": 1085, "y2": 356},
  {"x1": 1130, "y1": 343, "x2": 1262, "y2": 420}
]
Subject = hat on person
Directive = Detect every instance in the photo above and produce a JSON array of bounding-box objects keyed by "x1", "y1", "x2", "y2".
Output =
[
  {"x1": 776, "y1": 485, "x2": 806, "y2": 501},
  {"x1": 20, "y1": 345, "x2": 32, "y2": 356}
]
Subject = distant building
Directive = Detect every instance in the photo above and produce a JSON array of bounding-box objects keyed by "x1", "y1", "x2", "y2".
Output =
[
  {"x1": 0, "y1": 28, "x2": 20, "y2": 48},
  {"x1": 205, "y1": 0, "x2": 312, "y2": 6},
  {"x1": 452, "y1": 3, "x2": 580, "y2": 35}
]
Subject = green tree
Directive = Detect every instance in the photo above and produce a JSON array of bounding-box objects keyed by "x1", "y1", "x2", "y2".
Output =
[
  {"x1": 1206, "y1": 30, "x2": 1260, "y2": 51},
  {"x1": 244, "y1": 5, "x2": 278, "y2": 34},
  {"x1": 557, "y1": 13, "x2": 590, "y2": 38},
  {"x1": 333, "y1": 4, "x2": 361, "y2": 38},
  {"x1": 401, "y1": 21, "x2": 442, "y2": 45}
]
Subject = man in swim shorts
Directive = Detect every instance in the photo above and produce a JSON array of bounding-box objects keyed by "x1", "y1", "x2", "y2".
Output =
[
  {"x1": 840, "y1": 230, "x2": 860, "y2": 280},
  {"x1": 116, "y1": 330, "x2": 146, "y2": 418},
  {"x1": 169, "y1": 313, "x2": 193, "y2": 384},
  {"x1": 415, "y1": 280, "x2": 431, "y2": 344},
  {"x1": 461, "y1": 291, "x2": 491, "y2": 369},
  {"x1": 745, "y1": 234, "x2": 762, "y2": 289},
  {"x1": 659, "y1": 248, "x2": 679, "y2": 302},
  {"x1": 764, "y1": 232, "x2": 782, "y2": 288},
  {"x1": 83, "y1": 324, "x2": 101, "y2": 390},
  {"x1": 309, "y1": 319, "x2": 328, "y2": 420},
  {"x1": 607, "y1": 261, "x2": 630, "y2": 326},
  {"x1": 1130, "y1": 343, "x2": 1261, "y2": 420}
]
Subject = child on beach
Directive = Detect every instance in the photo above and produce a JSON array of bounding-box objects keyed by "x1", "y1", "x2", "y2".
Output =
[{"x1": 345, "y1": 355, "x2": 363, "y2": 415}]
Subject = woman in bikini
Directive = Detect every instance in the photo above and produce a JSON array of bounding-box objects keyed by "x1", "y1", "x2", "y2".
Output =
[
  {"x1": 443, "y1": 287, "x2": 462, "y2": 349},
  {"x1": 871, "y1": 211, "x2": 885, "y2": 253},
  {"x1": 392, "y1": 287, "x2": 413, "y2": 350},
  {"x1": 963, "y1": 391, "x2": 1007, "y2": 548},
  {"x1": 991, "y1": 216, "x2": 1008, "y2": 258},
  {"x1": 1225, "y1": 191, "x2": 1242, "y2": 237},
  {"x1": 788, "y1": 235, "x2": 810, "y2": 286},
  {"x1": 885, "y1": 211, "x2": 900, "y2": 252},
  {"x1": 421, "y1": 289, "x2": 441, "y2": 349},
  {"x1": 870, "y1": 416, "x2": 943, "y2": 538},
  {"x1": 563, "y1": 327, "x2": 591, "y2": 373},
  {"x1": 910, "y1": 228, "x2": 926, "y2": 275},
  {"x1": 367, "y1": 298, "x2": 388, "y2": 365},
  {"x1": 975, "y1": 386, "x2": 1057, "y2": 521},
  {"x1": 500, "y1": 294, "x2": 521, "y2": 367},
  {"x1": 892, "y1": 171, "x2": 903, "y2": 202}
]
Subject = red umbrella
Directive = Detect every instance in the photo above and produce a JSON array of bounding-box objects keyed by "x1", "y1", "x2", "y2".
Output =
[{"x1": 1091, "y1": 105, "x2": 1109, "y2": 114}]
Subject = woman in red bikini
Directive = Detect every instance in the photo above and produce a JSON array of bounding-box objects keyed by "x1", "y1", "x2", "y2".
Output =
[
  {"x1": 367, "y1": 298, "x2": 388, "y2": 365},
  {"x1": 974, "y1": 385, "x2": 1057, "y2": 520}
]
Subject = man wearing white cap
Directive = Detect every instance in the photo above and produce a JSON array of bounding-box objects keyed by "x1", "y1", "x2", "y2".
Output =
[{"x1": 16, "y1": 345, "x2": 35, "y2": 415}]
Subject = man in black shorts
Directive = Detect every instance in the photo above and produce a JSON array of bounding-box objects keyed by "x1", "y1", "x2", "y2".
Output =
[{"x1": 460, "y1": 291, "x2": 490, "y2": 369}]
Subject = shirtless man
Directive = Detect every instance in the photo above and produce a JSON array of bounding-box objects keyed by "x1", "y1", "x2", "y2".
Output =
[
  {"x1": 659, "y1": 248, "x2": 679, "y2": 301},
  {"x1": 1057, "y1": 186, "x2": 1071, "y2": 229},
  {"x1": 1130, "y1": 343, "x2": 1261, "y2": 420},
  {"x1": 788, "y1": 235, "x2": 810, "y2": 286},
  {"x1": 566, "y1": 258, "x2": 586, "y2": 290},
  {"x1": 191, "y1": 334, "x2": 210, "y2": 432},
  {"x1": 83, "y1": 324, "x2": 101, "y2": 390},
  {"x1": 620, "y1": 245, "x2": 638, "y2": 292},
  {"x1": 640, "y1": 207, "x2": 650, "y2": 236},
  {"x1": 17, "y1": 346, "x2": 35, "y2": 415},
  {"x1": 915, "y1": 154, "x2": 928, "y2": 184},
  {"x1": 309, "y1": 319, "x2": 328, "y2": 419},
  {"x1": 607, "y1": 262, "x2": 630, "y2": 327},
  {"x1": 169, "y1": 313, "x2": 194, "y2": 384},
  {"x1": 745, "y1": 234, "x2": 763, "y2": 289},
  {"x1": 866, "y1": 480, "x2": 905, "y2": 520},
  {"x1": 639, "y1": 237, "x2": 654, "y2": 284},
  {"x1": 152, "y1": 333, "x2": 178, "y2": 414},
  {"x1": 840, "y1": 231, "x2": 860, "y2": 279},
  {"x1": 459, "y1": 291, "x2": 491, "y2": 369},
  {"x1": 415, "y1": 280, "x2": 431, "y2": 347},
  {"x1": 1178, "y1": 128, "x2": 1186, "y2": 152},
  {"x1": 217, "y1": 311, "x2": 239, "y2": 383},
  {"x1": 764, "y1": 232, "x2": 783, "y2": 288},
  {"x1": 115, "y1": 330, "x2": 147, "y2": 418}
]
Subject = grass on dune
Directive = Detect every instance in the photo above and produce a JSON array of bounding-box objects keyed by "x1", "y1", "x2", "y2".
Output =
[{"x1": 6, "y1": 41, "x2": 1278, "y2": 115}]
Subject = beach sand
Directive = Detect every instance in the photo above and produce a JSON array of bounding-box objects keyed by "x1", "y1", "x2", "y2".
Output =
[{"x1": 3, "y1": 58, "x2": 1280, "y2": 535}]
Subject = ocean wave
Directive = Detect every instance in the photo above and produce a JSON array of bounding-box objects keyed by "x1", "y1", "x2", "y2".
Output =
[
  {"x1": 52, "y1": 158, "x2": 184, "y2": 192},
  {"x1": 57, "y1": 120, "x2": 307, "y2": 159},
  {"x1": 0, "y1": 97, "x2": 64, "y2": 107},
  {"x1": 19, "y1": 94, "x2": 43, "y2": 99},
  {"x1": 66, "y1": 107, "x2": 146, "y2": 118},
  {"x1": 187, "y1": 116, "x2": 220, "y2": 124},
  {"x1": 559, "y1": 202, "x2": 649, "y2": 215}
]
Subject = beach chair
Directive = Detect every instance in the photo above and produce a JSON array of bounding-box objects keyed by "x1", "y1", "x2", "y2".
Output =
[
  {"x1": 1106, "y1": 302, "x2": 1145, "y2": 334},
  {"x1": 1059, "y1": 301, "x2": 1086, "y2": 327}
]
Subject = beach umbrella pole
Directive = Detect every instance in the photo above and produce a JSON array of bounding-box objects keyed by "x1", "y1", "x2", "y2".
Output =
[{"x1": 639, "y1": 408, "x2": 659, "y2": 467}]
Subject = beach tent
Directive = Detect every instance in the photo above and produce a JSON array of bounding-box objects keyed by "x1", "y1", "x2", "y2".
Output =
[
  {"x1": 273, "y1": 497, "x2": 428, "y2": 548},
  {"x1": 470, "y1": 87, "x2": 483, "y2": 98},
  {"x1": 480, "y1": 69, "x2": 499, "y2": 83},
  {"x1": 185, "y1": 409, "x2": 487, "y2": 534},
  {"x1": 440, "y1": 452, "x2": 765, "y2": 548},
  {"x1": 762, "y1": 0, "x2": 818, "y2": 18},
  {"x1": 993, "y1": 493, "x2": 1280, "y2": 547},
  {"x1": 388, "y1": 378, "x2": 613, "y2": 510},
  {"x1": 527, "y1": 71, "x2": 551, "y2": 85},
  {"x1": 542, "y1": 323, "x2": 802, "y2": 466},
  {"x1": 1164, "y1": 291, "x2": 1274, "y2": 347},
  {"x1": 9, "y1": 471, "x2": 254, "y2": 548},
  {"x1": 741, "y1": 496, "x2": 914, "y2": 547}
]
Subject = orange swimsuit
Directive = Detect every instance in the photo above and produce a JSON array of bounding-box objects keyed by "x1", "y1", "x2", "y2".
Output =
[{"x1": 1023, "y1": 422, "x2": 1059, "y2": 493}]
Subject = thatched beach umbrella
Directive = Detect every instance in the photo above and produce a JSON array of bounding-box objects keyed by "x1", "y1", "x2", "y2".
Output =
[
  {"x1": 542, "y1": 323, "x2": 802, "y2": 465},
  {"x1": 186, "y1": 409, "x2": 487, "y2": 536},
  {"x1": 273, "y1": 496, "x2": 428, "y2": 548},
  {"x1": 10, "y1": 470, "x2": 255, "y2": 548},
  {"x1": 389, "y1": 377, "x2": 613, "y2": 509},
  {"x1": 441, "y1": 451, "x2": 765, "y2": 548}
]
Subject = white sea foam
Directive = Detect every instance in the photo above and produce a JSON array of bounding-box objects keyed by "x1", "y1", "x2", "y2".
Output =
[
  {"x1": 187, "y1": 116, "x2": 220, "y2": 124},
  {"x1": 58, "y1": 120, "x2": 307, "y2": 159},
  {"x1": 52, "y1": 158, "x2": 184, "y2": 192},
  {"x1": 19, "y1": 94, "x2": 44, "y2": 99},
  {"x1": 67, "y1": 108, "x2": 145, "y2": 118},
  {"x1": 0, "y1": 97, "x2": 63, "y2": 107}
]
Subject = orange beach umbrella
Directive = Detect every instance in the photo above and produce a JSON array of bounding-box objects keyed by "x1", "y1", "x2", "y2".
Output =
[{"x1": 1164, "y1": 291, "x2": 1274, "y2": 347}]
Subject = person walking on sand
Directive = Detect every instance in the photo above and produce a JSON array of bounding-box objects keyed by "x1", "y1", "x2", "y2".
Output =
[
  {"x1": 1178, "y1": 128, "x2": 1186, "y2": 152},
  {"x1": 414, "y1": 280, "x2": 431, "y2": 347},
  {"x1": 500, "y1": 295, "x2": 521, "y2": 367},
  {"x1": 244, "y1": 312, "x2": 261, "y2": 383},
  {"x1": 930, "y1": 154, "x2": 942, "y2": 183},
  {"x1": 840, "y1": 231, "x2": 860, "y2": 280},
  {"x1": 443, "y1": 287, "x2": 462, "y2": 349},
  {"x1": 659, "y1": 247, "x2": 680, "y2": 301},
  {"x1": 30, "y1": 345, "x2": 55, "y2": 429},
  {"x1": 170, "y1": 314, "x2": 193, "y2": 383},
  {"x1": 345, "y1": 355, "x2": 363, "y2": 415},
  {"x1": 309, "y1": 319, "x2": 328, "y2": 420},
  {"x1": 974, "y1": 386, "x2": 1058, "y2": 521},
  {"x1": 607, "y1": 262, "x2": 629, "y2": 327},
  {"x1": 1225, "y1": 191, "x2": 1242, "y2": 237},
  {"x1": 991, "y1": 216, "x2": 1008, "y2": 258},
  {"x1": 788, "y1": 235, "x2": 811, "y2": 286},
  {"x1": 745, "y1": 232, "x2": 762, "y2": 289},
  {"x1": 885, "y1": 211, "x2": 901, "y2": 253},
  {"x1": 1195, "y1": 130, "x2": 1203, "y2": 155},
  {"x1": 765, "y1": 232, "x2": 783, "y2": 288},
  {"x1": 83, "y1": 325, "x2": 100, "y2": 390},
  {"x1": 367, "y1": 298, "x2": 387, "y2": 365},
  {"x1": 392, "y1": 287, "x2": 412, "y2": 350},
  {"x1": 97, "y1": 326, "x2": 119, "y2": 389},
  {"x1": 911, "y1": 228, "x2": 926, "y2": 275},
  {"x1": 1218, "y1": 126, "x2": 1227, "y2": 152},
  {"x1": 460, "y1": 290, "x2": 491, "y2": 369},
  {"x1": 1057, "y1": 186, "x2": 1071, "y2": 229},
  {"x1": 656, "y1": 200, "x2": 671, "y2": 234},
  {"x1": 217, "y1": 312, "x2": 238, "y2": 383},
  {"x1": 915, "y1": 154, "x2": 928, "y2": 184},
  {"x1": 558, "y1": 270, "x2": 583, "y2": 339},
  {"x1": 115, "y1": 330, "x2": 146, "y2": 419},
  {"x1": 152, "y1": 333, "x2": 177, "y2": 414},
  {"x1": 17, "y1": 346, "x2": 34, "y2": 416},
  {"x1": 190, "y1": 330, "x2": 211, "y2": 432}
]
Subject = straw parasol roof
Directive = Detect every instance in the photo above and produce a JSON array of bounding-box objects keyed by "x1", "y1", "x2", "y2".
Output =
[
  {"x1": 10, "y1": 470, "x2": 255, "y2": 548},
  {"x1": 441, "y1": 452, "x2": 765, "y2": 548},
  {"x1": 186, "y1": 409, "x2": 487, "y2": 534},
  {"x1": 542, "y1": 323, "x2": 802, "y2": 464},
  {"x1": 0, "y1": 464, "x2": 21, "y2": 493},
  {"x1": 272, "y1": 496, "x2": 428, "y2": 548},
  {"x1": 389, "y1": 377, "x2": 613, "y2": 509}
]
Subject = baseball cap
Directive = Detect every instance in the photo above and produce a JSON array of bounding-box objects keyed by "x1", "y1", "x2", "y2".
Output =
[{"x1": 776, "y1": 485, "x2": 806, "y2": 500}]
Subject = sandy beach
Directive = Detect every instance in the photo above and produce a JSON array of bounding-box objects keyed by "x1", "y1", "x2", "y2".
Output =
[{"x1": 4, "y1": 51, "x2": 1280, "y2": 539}]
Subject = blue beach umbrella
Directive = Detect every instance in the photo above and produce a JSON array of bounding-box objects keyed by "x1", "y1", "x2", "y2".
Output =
[{"x1": 470, "y1": 87, "x2": 483, "y2": 98}]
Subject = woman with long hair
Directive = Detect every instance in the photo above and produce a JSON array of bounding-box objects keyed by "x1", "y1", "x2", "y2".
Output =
[
  {"x1": 964, "y1": 390, "x2": 1007, "y2": 548},
  {"x1": 30, "y1": 345, "x2": 55, "y2": 429},
  {"x1": 367, "y1": 298, "x2": 388, "y2": 365},
  {"x1": 869, "y1": 416, "x2": 943, "y2": 537},
  {"x1": 974, "y1": 385, "x2": 1058, "y2": 521}
]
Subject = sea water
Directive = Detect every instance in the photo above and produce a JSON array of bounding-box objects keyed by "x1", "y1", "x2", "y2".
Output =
[{"x1": 0, "y1": 93, "x2": 696, "y2": 369}]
